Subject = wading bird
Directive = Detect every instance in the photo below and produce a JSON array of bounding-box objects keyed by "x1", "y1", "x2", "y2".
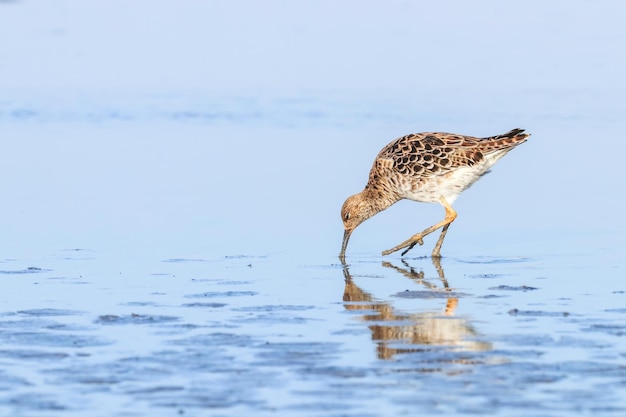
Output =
[{"x1": 339, "y1": 128, "x2": 529, "y2": 260}]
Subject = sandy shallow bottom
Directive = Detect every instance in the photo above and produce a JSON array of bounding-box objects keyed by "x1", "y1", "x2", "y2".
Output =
[{"x1": 1, "y1": 249, "x2": 624, "y2": 417}]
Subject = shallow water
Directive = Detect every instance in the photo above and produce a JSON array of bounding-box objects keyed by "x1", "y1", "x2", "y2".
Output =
[
  {"x1": 1, "y1": 0, "x2": 626, "y2": 416},
  {"x1": 1, "y1": 250, "x2": 625, "y2": 416}
]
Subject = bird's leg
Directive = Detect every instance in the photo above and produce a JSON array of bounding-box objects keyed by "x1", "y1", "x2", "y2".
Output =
[
  {"x1": 382, "y1": 197, "x2": 457, "y2": 257},
  {"x1": 431, "y1": 223, "x2": 450, "y2": 258}
]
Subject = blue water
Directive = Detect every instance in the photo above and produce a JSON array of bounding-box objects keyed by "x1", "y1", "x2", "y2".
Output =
[{"x1": 1, "y1": 1, "x2": 625, "y2": 416}]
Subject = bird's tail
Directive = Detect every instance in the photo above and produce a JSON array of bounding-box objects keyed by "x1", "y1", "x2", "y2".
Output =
[{"x1": 480, "y1": 128, "x2": 530, "y2": 152}]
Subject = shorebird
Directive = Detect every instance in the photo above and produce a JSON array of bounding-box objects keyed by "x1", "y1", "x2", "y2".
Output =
[{"x1": 339, "y1": 128, "x2": 529, "y2": 260}]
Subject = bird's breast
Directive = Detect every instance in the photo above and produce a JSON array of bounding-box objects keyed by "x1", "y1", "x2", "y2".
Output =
[{"x1": 395, "y1": 163, "x2": 491, "y2": 205}]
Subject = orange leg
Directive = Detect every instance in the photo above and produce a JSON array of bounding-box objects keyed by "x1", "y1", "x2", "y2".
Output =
[{"x1": 382, "y1": 197, "x2": 457, "y2": 257}]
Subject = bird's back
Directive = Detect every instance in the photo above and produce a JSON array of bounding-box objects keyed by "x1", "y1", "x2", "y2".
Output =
[{"x1": 367, "y1": 129, "x2": 529, "y2": 204}]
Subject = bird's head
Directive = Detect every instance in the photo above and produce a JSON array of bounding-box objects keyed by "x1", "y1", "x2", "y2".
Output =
[{"x1": 339, "y1": 192, "x2": 377, "y2": 260}]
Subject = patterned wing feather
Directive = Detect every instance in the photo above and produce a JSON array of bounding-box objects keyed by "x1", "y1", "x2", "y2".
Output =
[{"x1": 373, "y1": 129, "x2": 528, "y2": 179}]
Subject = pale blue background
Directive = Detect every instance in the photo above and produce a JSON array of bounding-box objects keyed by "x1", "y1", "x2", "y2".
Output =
[
  {"x1": 1, "y1": 0, "x2": 624, "y2": 260},
  {"x1": 0, "y1": 2, "x2": 625, "y2": 416}
]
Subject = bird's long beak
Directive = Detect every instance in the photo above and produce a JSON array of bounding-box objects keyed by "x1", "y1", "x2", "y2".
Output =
[{"x1": 339, "y1": 228, "x2": 353, "y2": 261}]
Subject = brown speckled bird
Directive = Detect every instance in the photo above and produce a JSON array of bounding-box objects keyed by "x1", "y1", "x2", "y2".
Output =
[{"x1": 339, "y1": 128, "x2": 530, "y2": 260}]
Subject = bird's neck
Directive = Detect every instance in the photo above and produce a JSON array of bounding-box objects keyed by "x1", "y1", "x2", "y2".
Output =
[{"x1": 361, "y1": 185, "x2": 399, "y2": 214}]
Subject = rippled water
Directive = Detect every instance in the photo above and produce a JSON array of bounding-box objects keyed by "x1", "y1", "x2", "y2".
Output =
[
  {"x1": 1, "y1": 1, "x2": 626, "y2": 416},
  {"x1": 1, "y1": 250, "x2": 625, "y2": 416}
]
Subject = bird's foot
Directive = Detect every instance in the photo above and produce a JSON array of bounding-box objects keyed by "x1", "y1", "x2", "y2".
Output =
[{"x1": 382, "y1": 235, "x2": 424, "y2": 256}]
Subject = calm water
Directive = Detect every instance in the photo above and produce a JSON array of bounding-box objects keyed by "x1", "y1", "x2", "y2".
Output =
[{"x1": 1, "y1": 1, "x2": 626, "y2": 416}]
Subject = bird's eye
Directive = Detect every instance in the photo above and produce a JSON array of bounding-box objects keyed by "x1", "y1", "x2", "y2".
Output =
[{"x1": 344, "y1": 213, "x2": 350, "y2": 220}]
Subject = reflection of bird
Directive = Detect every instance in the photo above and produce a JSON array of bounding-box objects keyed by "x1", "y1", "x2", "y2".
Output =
[
  {"x1": 342, "y1": 259, "x2": 491, "y2": 361},
  {"x1": 340, "y1": 129, "x2": 529, "y2": 260}
]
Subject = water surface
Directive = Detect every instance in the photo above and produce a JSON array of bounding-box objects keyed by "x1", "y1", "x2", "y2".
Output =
[{"x1": 1, "y1": 1, "x2": 626, "y2": 416}]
